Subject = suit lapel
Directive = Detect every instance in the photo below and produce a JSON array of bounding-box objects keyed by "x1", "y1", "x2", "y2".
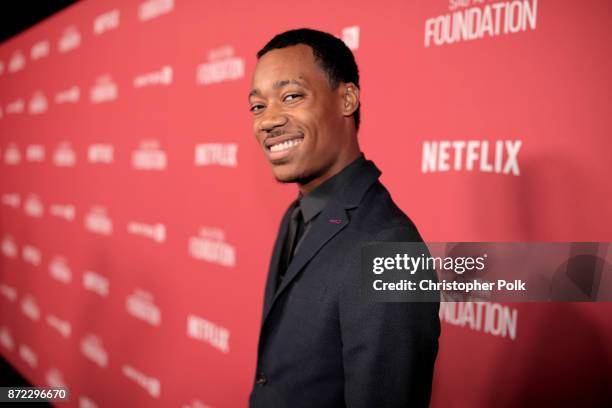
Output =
[
  {"x1": 262, "y1": 203, "x2": 350, "y2": 323},
  {"x1": 263, "y1": 199, "x2": 298, "y2": 314}
]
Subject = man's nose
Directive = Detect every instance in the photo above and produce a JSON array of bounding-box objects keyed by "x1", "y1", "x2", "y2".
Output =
[{"x1": 259, "y1": 105, "x2": 288, "y2": 132}]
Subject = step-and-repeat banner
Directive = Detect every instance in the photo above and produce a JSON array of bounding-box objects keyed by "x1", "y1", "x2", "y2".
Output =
[{"x1": 1, "y1": 0, "x2": 611, "y2": 406}]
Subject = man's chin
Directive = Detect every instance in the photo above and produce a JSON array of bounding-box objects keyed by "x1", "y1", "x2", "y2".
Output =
[
  {"x1": 271, "y1": 166, "x2": 313, "y2": 185},
  {"x1": 273, "y1": 172, "x2": 300, "y2": 184},
  {"x1": 274, "y1": 175, "x2": 318, "y2": 187}
]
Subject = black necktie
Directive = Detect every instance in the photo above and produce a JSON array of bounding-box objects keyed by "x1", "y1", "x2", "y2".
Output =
[{"x1": 278, "y1": 203, "x2": 304, "y2": 287}]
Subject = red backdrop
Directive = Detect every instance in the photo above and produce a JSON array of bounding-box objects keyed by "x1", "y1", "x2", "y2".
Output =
[{"x1": 1, "y1": 0, "x2": 611, "y2": 406}]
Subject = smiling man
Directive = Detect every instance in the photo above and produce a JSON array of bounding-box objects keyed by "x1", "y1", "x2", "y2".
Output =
[{"x1": 248, "y1": 28, "x2": 440, "y2": 408}]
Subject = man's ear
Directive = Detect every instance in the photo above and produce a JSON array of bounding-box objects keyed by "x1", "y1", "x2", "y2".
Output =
[{"x1": 341, "y1": 82, "x2": 359, "y2": 117}]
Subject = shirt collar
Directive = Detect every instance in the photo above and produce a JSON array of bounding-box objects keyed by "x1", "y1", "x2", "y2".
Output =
[{"x1": 298, "y1": 153, "x2": 366, "y2": 223}]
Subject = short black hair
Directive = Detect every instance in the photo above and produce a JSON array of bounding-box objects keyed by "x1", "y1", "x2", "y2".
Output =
[{"x1": 257, "y1": 28, "x2": 361, "y2": 130}]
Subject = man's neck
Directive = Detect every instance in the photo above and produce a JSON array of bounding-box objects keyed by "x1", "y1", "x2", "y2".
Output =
[{"x1": 298, "y1": 148, "x2": 362, "y2": 195}]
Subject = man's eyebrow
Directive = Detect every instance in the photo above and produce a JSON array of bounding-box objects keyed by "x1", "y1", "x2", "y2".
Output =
[
  {"x1": 272, "y1": 79, "x2": 305, "y2": 89},
  {"x1": 248, "y1": 79, "x2": 306, "y2": 99}
]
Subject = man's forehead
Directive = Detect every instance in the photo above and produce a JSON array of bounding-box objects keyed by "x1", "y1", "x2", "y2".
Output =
[
  {"x1": 250, "y1": 46, "x2": 326, "y2": 95},
  {"x1": 258, "y1": 44, "x2": 315, "y2": 65},
  {"x1": 253, "y1": 48, "x2": 314, "y2": 78},
  {"x1": 254, "y1": 53, "x2": 309, "y2": 75}
]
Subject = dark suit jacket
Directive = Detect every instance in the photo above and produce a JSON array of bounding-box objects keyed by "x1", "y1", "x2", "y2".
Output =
[{"x1": 250, "y1": 159, "x2": 440, "y2": 408}]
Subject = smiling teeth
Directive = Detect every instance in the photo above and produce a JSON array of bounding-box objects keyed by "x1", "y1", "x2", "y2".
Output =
[{"x1": 270, "y1": 138, "x2": 303, "y2": 152}]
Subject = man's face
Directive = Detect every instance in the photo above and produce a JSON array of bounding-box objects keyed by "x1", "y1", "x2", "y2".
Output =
[{"x1": 249, "y1": 44, "x2": 347, "y2": 185}]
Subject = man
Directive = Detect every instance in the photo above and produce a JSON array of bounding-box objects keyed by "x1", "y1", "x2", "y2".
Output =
[{"x1": 248, "y1": 28, "x2": 440, "y2": 408}]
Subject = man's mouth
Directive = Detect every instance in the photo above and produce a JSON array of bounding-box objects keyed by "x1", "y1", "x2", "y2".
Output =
[
  {"x1": 269, "y1": 138, "x2": 304, "y2": 152},
  {"x1": 264, "y1": 134, "x2": 304, "y2": 163}
]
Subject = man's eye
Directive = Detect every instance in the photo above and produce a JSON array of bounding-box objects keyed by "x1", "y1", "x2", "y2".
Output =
[
  {"x1": 250, "y1": 104, "x2": 264, "y2": 113},
  {"x1": 283, "y1": 94, "x2": 302, "y2": 102}
]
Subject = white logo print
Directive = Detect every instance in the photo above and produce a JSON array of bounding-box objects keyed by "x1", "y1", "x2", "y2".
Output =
[
  {"x1": 421, "y1": 140, "x2": 521, "y2": 176},
  {"x1": 2, "y1": 193, "x2": 20, "y2": 208},
  {"x1": 127, "y1": 222, "x2": 166, "y2": 243},
  {"x1": 122, "y1": 364, "x2": 161, "y2": 398},
  {"x1": 4, "y1": 144, "x2": 21, "y2": 165},
  {"x1": 80, "y1": 334, "x2": 108, "y2": 367},
  {"x1": 79, "y1": 396, "x2": 99, "y2": 408},
  {"x1": 134, "y1": 65, "x2": 173, "y2": 87},
  {"x1": 55, "y1": 86, "x2": 80, "y2": 104},
  {"x1": 90, "y1": 75, "x2": 118, "y2": 103},
  {"x1": 50, "y1": 204, "x2": 75, "y2": 221},
  {"x1": 126, "y1": 289, "x2": 162, "y2": 327},
  {"x1": 22, "y1": 244, "x2": 42, "y2": 266},
  {"x1": 46, "y1": 368, "x2": 67, "y2": 388},
  {"x1": 194, "y1": 143, "x2": 238, "y2": 167},
  {"x1": 19, "y1": 344, "x2": 38, "y2": 368},
  {"x1": 424, "y1": 0, "x2": 538, "y2": 48},
  {"x1": 24, "y1": 194, "x2": 44, "y2": 218},
  {"x1": 84, "y1": 206, "x2": 113, "y2": 235},
  {"x1": 88, "y1": 144, "x2": 114, "y2": 163},
  {"x1": 31, "y1": 40, "x2": 50, "y2": 60},
  {"x1": 132, "y1": 140, "x2": 167, "y2": 170},
  {"x1": 196, "y1": 46, "x2": 244, "y2": 85},
  {"x1": 187, "y1": 315, "x2": 230, "y2": 354},
  {"x1": 46, "y1": 314, "x2": 72, "y2": 338},
  {"x1": 21, "y1": 295, "x2": 41, "y2": 321},
  {"x1": 188, "y1": 227, "x2": 236, "y2": 267},
  {"x1": 0, "y1": 327, "x2": 15, "y2": 350},
  {"x1": 26, "y1": 144, "x2": 45, "y2": 162},
  {"x1": 58, "y1": 26, "x2": 81, "y2": 53},
  {"x1": 6, "y1": 98, "x2": 24, "y2": 114},
  {"x1": 9, "y1": 51, "x2": 25, "y2": 72},
  {"x1": 49, "y1": 256, "x2": 72, "y2": 284},
  {"x1": 94, "y1": 9, "x2": 120, "y2": 35},
  {"x1": 53, "y1": 142, "x2": 76, "y2": 167},
  {"x1": 83, "y1": 271, "x2": 109, "y2": 297},
  {"x1": 2, "y1": 235, "x2": 18, "y2": 259},
  {"x1": 29, "y1": 92, "x2": 48, "y2": 114},
  {"x1": 0, "y1": 284, "x2": 17, "y2": 302},
  {"x1": 341, "y1": 26, "x2": 360, "y2": 50},
  {"x1": 139, "y1": 0, "x2": 174, "y2": 22}
]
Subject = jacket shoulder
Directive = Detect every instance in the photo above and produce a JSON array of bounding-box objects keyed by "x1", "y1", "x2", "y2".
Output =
[{"x1": 348, "y1": 180, "x2": 423, "y2": 242}]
